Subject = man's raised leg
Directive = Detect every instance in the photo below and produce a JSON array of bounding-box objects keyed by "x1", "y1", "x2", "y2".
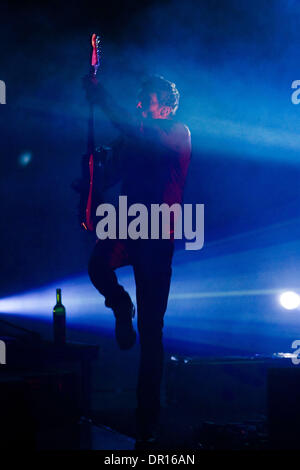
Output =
[{"x1": 88, "y1": 239, "x2": 136, "y2": 349}]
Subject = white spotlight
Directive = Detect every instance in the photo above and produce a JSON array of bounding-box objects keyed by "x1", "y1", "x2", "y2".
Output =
[{"x1": 279, "y1": 291, "x2": 300, "y2": 310}]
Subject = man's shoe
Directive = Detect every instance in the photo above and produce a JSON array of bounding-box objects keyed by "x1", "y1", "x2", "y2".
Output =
[
  {"x1": 114, "y1": 301, "x2": 136, "y2": 350},
  {"x1": 135, "y1": 409, "x2": 160, "y2": 449}
]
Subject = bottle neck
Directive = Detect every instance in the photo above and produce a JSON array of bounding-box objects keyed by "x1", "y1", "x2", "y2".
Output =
[{"x1": 56, "y1": 289, "x2": 62, "y2": 305}]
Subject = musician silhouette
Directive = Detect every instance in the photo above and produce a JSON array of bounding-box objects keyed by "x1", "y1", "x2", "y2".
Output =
[{"x1": 84, "y1": 75, "x2": 191, "y2": 448}]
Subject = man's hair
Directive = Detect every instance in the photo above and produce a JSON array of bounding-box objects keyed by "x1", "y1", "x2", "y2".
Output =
[{"x1": 138, "y1": 75, "x2": 180, "y2": 116}]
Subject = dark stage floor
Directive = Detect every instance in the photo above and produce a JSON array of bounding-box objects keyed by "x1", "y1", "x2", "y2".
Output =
[{"x1": 0, "y1": 315, "x2": 298, "y2": 451}]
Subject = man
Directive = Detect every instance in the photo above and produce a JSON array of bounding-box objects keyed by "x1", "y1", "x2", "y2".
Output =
[{"x1": 84, "y1": 75, "x2": 191, "y2": 448}]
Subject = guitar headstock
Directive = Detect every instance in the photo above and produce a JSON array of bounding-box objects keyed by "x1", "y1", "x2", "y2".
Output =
[{"x1": 91, "y1": 33, "x2": 101, "y2": 77}]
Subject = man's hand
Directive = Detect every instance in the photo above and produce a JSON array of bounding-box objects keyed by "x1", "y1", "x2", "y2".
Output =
[
  {"x1": 81, "y1": 76, "x2": 133, "y2": 135},
  {"x1": 82, "y1": 74, "x2": 99, "y2": 104}
]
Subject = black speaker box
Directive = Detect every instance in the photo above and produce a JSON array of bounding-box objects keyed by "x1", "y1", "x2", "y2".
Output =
[
  {"x1": 267, "y1": 367, "x2": 300, "y2": 449},
  {"x1": 0, "y1": 370, "x2": 80, "y2": 449},
  {"x1": 165, "y1": 355, "x2": 292, "y2": 423}
]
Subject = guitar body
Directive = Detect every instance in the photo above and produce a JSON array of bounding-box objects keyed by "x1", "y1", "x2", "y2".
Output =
[
  {"x1": 78, "y1": 148, "x2": 105, "y2": 231},
  {"x1": 78, "y1": 152, "x2": 96, "y2": 231}
]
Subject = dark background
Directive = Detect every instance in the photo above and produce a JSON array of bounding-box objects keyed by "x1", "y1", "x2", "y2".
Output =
[{"x1": 1, "y1": 0, "x2": 300, "y2": 297}]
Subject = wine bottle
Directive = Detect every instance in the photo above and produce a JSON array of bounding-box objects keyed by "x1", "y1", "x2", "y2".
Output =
[{"x1": 53, "y1": 288, "x2": 66, "y2": 345}]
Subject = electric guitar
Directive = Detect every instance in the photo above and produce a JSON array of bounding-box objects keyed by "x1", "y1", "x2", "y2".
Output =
[{"x1": 78, "y1": 33, "x2": 101, "y2": 232}]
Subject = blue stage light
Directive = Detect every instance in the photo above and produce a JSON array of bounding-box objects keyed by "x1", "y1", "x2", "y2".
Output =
[{"x1": 18, "y1": 152, "x2": 32, "y2": 166}]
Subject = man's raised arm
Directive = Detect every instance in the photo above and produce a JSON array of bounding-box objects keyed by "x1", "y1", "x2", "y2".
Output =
[{"x1": 83, "y1": 76, "x2": 139, "y2": 139}]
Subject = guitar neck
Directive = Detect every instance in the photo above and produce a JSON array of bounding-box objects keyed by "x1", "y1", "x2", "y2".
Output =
[{"x1": 87, "y1": 34, "x2": 101, "y2": 155}]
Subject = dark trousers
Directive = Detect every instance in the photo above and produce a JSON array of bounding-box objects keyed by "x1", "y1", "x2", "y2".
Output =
[{"x1": 88, "y1": 238, "x2": 174, "y2": 430}]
